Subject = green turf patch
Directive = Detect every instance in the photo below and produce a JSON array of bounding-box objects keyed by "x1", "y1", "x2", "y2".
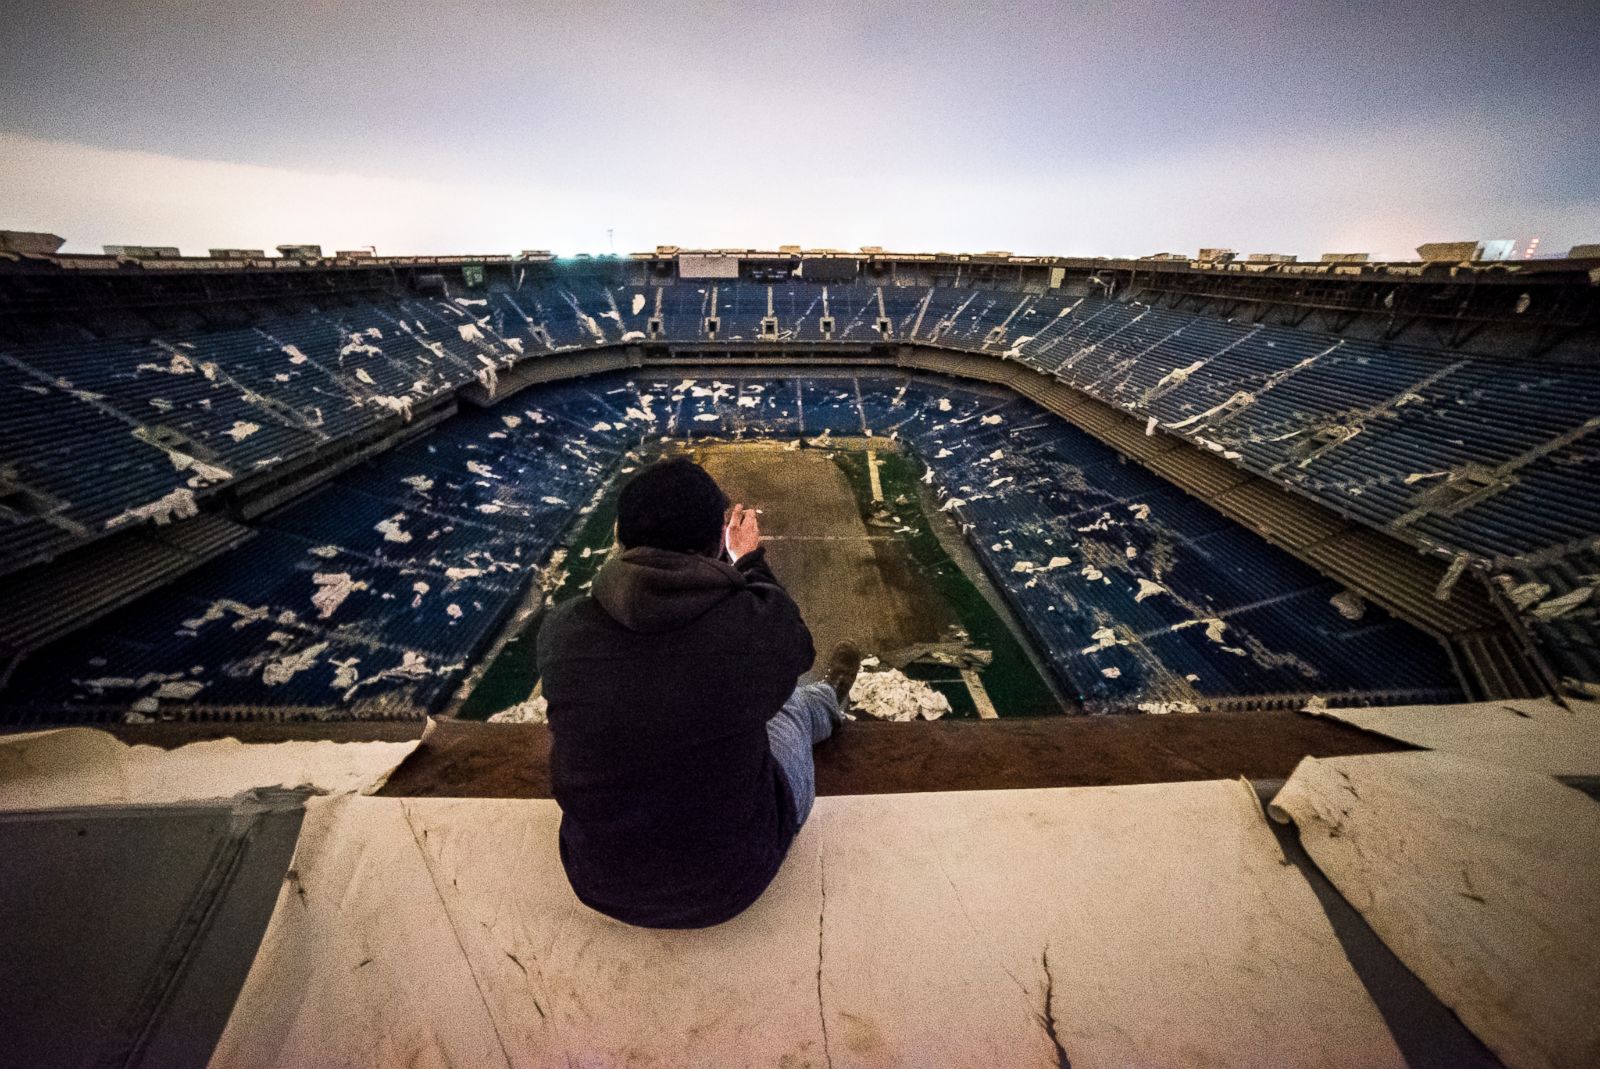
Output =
[
  {"x1": 832, "y1": 447, "x2": 1063, "y2": 718},
  {"x1": 460, "y1": 440, "x2": 1064, "y2": 721}
]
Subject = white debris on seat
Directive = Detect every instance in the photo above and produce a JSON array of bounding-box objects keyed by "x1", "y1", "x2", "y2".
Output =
[
  {"x1": 1330, "y1": 590, "x2": 1366, "y2": 620},
  {"x1": 488, "y1": 695, "x2": 548, "y2": 724},
  {"x1": 1530, "y1": 586, "x2": 1593, "y2": 619},
  {"x1": 849, "y1": 668, "x2": 951, "y2": 721},
  {"x1": 400, "y1": 474, "x2": 433, "y2": 493},
  {"x1": 1138, "y1": 700, "x2": 1200, "y2": 715},
  {"x1": 311, "y1": 573, "x2": 367, "y2": 618},
  {"x1": 1134, "y1": 578, "x2": 1168, "y2": 602},
  {"x1": 224, "y1": 421, "x2": 260, "y2": 441},
  {"x1": 367, "y1": 395, "x2": 414, "y2": 421},
  {"x1": 262, "y1": 641, "x2": 331, "y2": 686},
  {"x1": 105, "y1": 487, "x2": 198, "y2": 529},
  {"x1": 374, "y1": 514, "x2": 413, "y2": 543}
]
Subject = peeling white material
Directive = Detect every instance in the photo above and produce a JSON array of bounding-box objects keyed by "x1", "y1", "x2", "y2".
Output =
[
  {"x1": 501, "y1": 414, "x2": 522, "y2": 429},
  {"x1": 283, "y1": 344, "x2": 308, "y2": 365},
  {"x1": 446, "y1": 604, "x2": 464, "y2": 620},
  {"x1": 1503, "y1": 581, "x2": 1549, "y2": 610},
  {"x1": 307, "y1": 545, "x2": 340, "y2": 559},
  {"x1": 1531, "y1": 586, "x2": 1593, "y2": 619},
  {"x1": 630, "y1": 293, "x2": 646, "y2": 316},
  {"x1": 312, "y1": 573, "x2": 367, "y2": 618},
  {"x1": 1153, "y1": 360, "x2": 1205, "y2": 391},
  {"x1": 1307, "y1": 697, "x2": 1600, "y2": 776},
  {"x1": 1082, "y1": 626, "x2": 1121, "y2": 653},
  {"x1": 849, "y1": 668, "x2": 951, "y2": 721},
  {"x1": 979, "y1": 414, "x2": 1003, "y2": 426},
  {"x1": 0, "y1": 731, "x2": 419, "y2": 809},
  {"x1": 488, "y1": 695, "x2": 549, "y2": 724},
  {"x1": 354, "y1": 368, "x2": 376, "y2": 385},
  {"x1": 937, "y1": 398, "x2": 952, "y2": 412},
  {"x1": 1138, "y1": 701, "x2": 1200, "y2": 715},
  {"x1": 458, "y1": 323, "x2": 484, "y2": 343},
  {"x1": 465, "y1": 461, "x2": 496, "y2": 479},
  {"x1": 1101, "y1": 667, "x2": 1122, "y2": 679},
  {"x1": 105, "y1": 487, "x2": 198, "y2": 529},
  {"x1": 374, "y1": 514, "x2": 413, "y2": 543},
  {"x1": 400, "y1": 475, "x2": 434, "y2": 493},
  {"x1": 1271, "y1": 752, "x2": 1600, "y2": 1069},
  {"x1": 262, "y1": 641, "x2": 330, "y2": 686},
  {"x1": 224, "y1": 420, "x2": 260, "y2": 441},
  {"x1": 694, "y1": 413, "x2": 719, "y2": 422},
  {"x1": 1330, "y1": 591, "x2": 1366, "y2": 620},
  {"x1": 367, "y1": 395, "x2": 414, "y2": 421},
  {"x1": 1128, "y1": 503, "x2": 1151, "y2": 521},
  {"x1": 136, "y1": 351, "x2": 195, "y2": 375},
  {"x1": 1134, "y1": 578, "x2": 1168, "y2": 602},
  {"x1": 541, "y1": 496, "x2": 568, "y2": 507}
]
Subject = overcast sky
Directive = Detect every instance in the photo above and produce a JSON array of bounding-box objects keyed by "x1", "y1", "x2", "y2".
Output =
[{"x1": 3, "y1": 0, "x2": 1595, "y2": 259}]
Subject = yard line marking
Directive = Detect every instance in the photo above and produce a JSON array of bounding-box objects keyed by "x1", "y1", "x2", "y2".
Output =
[
  {"x1": 961, "y1": 668, "x2": 1000, "y2": 719},
  {"x1": 867, "y1": 449, "x2": 884, "y2": 502}
]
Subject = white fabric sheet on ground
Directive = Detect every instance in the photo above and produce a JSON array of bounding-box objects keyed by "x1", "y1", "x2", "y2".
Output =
[
  {"x1": 210, "y1": 781, "x2": 1402, "y2": 1069},
  {"x1": 1271, "y1": 751, "x2": 1600, "y2": 1069},
  {"x1": 0, "y1": 728, "x2": 418, "y2": 810},
  {"x1": 1307, "y1": 697, "x2": 1600, "y2": 776}
]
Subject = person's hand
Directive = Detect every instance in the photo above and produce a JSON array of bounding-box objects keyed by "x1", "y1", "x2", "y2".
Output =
[{"x1": 725, "y1": 503, "x2": 761, "y2": 561}]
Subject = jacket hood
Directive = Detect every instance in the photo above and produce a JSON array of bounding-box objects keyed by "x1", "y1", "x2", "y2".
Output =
[{"x1": 591, "y1": 545, "x2": 746, "y2": 633}]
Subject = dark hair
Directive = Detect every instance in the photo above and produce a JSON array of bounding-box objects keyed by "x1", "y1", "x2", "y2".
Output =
[{"x1": 615, "y1": 458, "x2": 728, "y2": 555}]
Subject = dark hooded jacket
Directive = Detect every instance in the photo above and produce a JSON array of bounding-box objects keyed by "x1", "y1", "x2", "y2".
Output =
[{"x1": 537, "y1": 544, "x2": 815, "y2": 928}]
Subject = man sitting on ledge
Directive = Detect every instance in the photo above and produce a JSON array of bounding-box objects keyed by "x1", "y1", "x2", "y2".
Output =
[{"x1": 538, "y1": 457, "x2": 862, "y2": 928}]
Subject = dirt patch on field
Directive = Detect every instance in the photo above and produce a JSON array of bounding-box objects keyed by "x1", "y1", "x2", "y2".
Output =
[{"x1": 691, "y1": 441, "x2": 957, "y2": 667}]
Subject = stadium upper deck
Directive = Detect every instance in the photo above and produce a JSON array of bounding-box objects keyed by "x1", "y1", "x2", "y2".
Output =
[{"x1": 0, "y1": 243, "x2": 1596, "y2": 719}]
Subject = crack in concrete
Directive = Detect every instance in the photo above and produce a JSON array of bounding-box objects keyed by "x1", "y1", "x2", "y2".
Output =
[
  {"x1": 816, "y1": 847, "x2": 834, "y2": 1068},
  {"x1": 1040, "y1": 945, "x2": 1073, "y2": 1069}
]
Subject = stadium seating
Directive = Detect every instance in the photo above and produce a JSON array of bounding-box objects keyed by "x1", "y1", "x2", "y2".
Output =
[
  {"x1": 2, "y1": 275, "x2": 1595, "y2": 712},
  {"x1": 1, "y1": 367, "x2": 1464, "y2": 722}
]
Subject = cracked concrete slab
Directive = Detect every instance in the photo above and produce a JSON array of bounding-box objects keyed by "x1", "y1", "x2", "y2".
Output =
[{"x1": 210, "y1": 781, "x2": 1401, "y2": 1067}]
